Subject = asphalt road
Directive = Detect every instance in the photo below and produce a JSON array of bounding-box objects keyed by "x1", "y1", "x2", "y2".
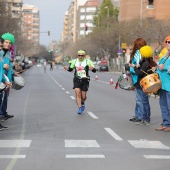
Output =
[{"x1": 0, "y1": 65, "x2": 170, "y2": 170}]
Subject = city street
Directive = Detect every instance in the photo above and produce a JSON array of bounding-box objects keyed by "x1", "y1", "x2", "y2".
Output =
[{"x1": 0, "y1": 65, "x2": 170, "y2": 170}]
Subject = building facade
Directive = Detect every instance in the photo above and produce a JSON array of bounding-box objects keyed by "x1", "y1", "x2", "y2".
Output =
[
  {"x1": 22, "y1": 4, "x2": 40, "y2": 46},
  {"x1": 119, "y1": 0, "x2": 170, "y2": 21}
]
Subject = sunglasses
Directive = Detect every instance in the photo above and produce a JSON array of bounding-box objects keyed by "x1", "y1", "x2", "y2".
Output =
[
  {"x1": 78, "y1": 55, "x2": 84, "y2": 57},
  {"x1": 166, "y1": 41, "x2": 170, "y2": 44}
]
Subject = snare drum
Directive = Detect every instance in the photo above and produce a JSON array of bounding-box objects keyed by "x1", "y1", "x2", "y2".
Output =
[
  {"x1": 12, "y1": 75, "x2": 25, "y2": 90},
  {"x1": 140, "y1": 73, "x2": 161, "y2": 94},
  {"x1": 118, "y1": 74, "x2": 135, "y2": 90}
]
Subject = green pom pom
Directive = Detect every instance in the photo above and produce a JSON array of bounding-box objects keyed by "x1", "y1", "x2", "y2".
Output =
[{"x1": 1, "y1": 33, "x2": 15, "y2": 44}]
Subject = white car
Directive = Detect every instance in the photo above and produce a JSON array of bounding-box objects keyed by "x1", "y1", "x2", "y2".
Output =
[{"x1": 37, "y1": 63, "x2": 42, "y2": 68}]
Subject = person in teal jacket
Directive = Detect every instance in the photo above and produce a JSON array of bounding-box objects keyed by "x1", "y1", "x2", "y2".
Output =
[
  {"x1": 155, "y1": 36, "x2": 170, "y2": 131},
  {"x1": 0, "y1": 37, "x2": 8, "y2": 130},
  {"x1": 129, "y1": 38, "x2": 148, "y2": 123},
  {"x1": 0, "y1": 33, "x2": 15, "y2": 124}
]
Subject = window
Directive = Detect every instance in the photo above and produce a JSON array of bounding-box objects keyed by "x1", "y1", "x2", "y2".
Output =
[{"x1": 148, "y1": 0, "x2": 154, "y2": 5}]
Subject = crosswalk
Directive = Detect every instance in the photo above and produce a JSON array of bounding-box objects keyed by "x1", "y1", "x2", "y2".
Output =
[{"x1": 0, "y1": 134, "x2": 170, "y2": 160}]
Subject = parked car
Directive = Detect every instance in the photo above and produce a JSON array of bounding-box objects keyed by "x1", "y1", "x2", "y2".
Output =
[{"x1": 98, "y1": 64, "x2": 109, "y2": 71}]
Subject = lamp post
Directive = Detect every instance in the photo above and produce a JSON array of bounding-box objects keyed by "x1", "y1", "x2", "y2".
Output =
[
  {"x1": 140, "y1": 0, "x2": 143, "y2": 27},
  {"x1": 105, "y1": 6, "x2": 109, "y2": 35}
]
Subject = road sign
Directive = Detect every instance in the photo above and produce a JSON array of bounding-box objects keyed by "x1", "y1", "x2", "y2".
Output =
[{"x1": 121, "y1": 43, "x2": 127, "y2": 48}]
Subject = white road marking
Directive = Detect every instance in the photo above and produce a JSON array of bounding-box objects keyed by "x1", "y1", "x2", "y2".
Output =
[
  {"x1": 0, "y1": 140, "x2": 31, "y2": 148},
  {"x1": 0, "y1": 155, "x2": 26, "y2": 159},
  {"x1": 66, "y1": 91, "x2": 70, "y2": 94},
  {"x1": 144, "y1": 155, "x2": 170, "y2": 159},
  {"x1": 104, "y1": 128, "x2": 123, "y2": 141},
  {"x1": 62, "y1": 88, "x2": 65, "y2": 90},
  {"x1": 87, "y1": 111, "x2": 98, "y2": 119},
  {"x1": 128, "y1": 140, "x2": 170, "y2": 149},
  {"x1": 70, "y1": 96, "x2": 75, "y2": 100},
  {"x1": 66, "y1": 154, "x2": 105, "y2": 158},
  {"x1": 65, "y1": 140, "x2": 100, "y2": 147}
]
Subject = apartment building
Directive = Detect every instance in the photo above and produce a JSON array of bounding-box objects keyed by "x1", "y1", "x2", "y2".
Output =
[
  {"x1": 77, "y1": 0, "x2": 98, "y2": 39},
  {"x1": 119, "y1": 0, "x2": 170, "y2": 21},
  {"x1": 22, "y1": 4, "x2": 40, "y2": 46}
]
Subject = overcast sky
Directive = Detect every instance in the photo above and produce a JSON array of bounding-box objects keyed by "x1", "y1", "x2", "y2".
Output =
[{"x1": 22, "y1": 0, "x2": 71, "y2": 46}]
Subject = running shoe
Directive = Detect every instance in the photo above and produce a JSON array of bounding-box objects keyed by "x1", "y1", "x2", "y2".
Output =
[
  {"x1": 81, "y1": 103, "x2": 85, "y2": 112},
  {"x1": 77, "y1": 107, "x2": 83, "y2": 114}
]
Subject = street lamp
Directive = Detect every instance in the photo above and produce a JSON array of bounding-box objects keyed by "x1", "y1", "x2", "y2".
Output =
[{"x1": 105, "y1": 6, "x2": 109, "y2": 34}]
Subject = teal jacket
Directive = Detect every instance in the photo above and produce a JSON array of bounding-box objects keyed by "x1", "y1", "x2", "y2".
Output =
[
  {"x1": 130, "y1": 50, "x2": 141, "y2": 85},
  {"x1": 156, "y1": 53, "x2": 170, "y2": 91},
  {"x1": 0, "y1": 50, "x2": 14, "y2": 83}
]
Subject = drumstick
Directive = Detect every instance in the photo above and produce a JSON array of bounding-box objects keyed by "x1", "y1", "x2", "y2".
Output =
[{"x1": 141, "y1": 70, "x2": 148, "y2": 75}]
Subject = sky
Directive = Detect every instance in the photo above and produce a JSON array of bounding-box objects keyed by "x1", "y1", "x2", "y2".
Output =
[{"x1": 22, "y1": 0, "x2": 72, "y2": 46}]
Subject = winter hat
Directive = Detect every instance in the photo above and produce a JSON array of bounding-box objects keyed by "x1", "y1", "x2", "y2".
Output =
[
  {"x1": 140, "y1": 45, "x2": 153, "y2": 58},
  {"x1": 1, "y1": 32, "x2": 15, "y2": 44}
]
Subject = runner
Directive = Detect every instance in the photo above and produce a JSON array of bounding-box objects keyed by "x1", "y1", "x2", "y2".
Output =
[{"x1": 64, "y1": 50, "x2": 96, "y2": 114}]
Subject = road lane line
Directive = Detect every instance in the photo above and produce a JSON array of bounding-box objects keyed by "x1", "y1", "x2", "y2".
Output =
[
  {"x1": 87, "y1": 111, "x2": 98, "y2": 119},
  {"x1": 66, "y1": 91, "x2": 70, "y2": 94},
  {"x1": 66, "y1": 154, "x2": 105, "y2": 158},
  {"x1": 128, "y1": 140, "x2": 170, "y2": 149},
  {"x1": 70, "y1": 96, "x2": 75, "y2": 100},
  {"x1": 6, "y1": 85, "x2": 31, "y2": 170},
  {"x1": 0, "y1": 155, "x2": 26, "y2": 159},
  {"x1": 104, "y1": 128, "x2": 123, "y2": 141},
  {"x1": 144, "y1": 155, "x2": 170, "y2": 159},
  {"x1": 65, "y1": 140, "x2": 100, "y2": 147},
  {"x1": 0, "y1": 140, "x2": 31, "y2": 147}
]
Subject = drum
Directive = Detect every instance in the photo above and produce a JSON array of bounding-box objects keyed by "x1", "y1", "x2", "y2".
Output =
[
  {"x1": 118, "y1": 74, "x2": 135, "y2": 90},
  {"x1": 12, "y1": 75, "x2": 25, "y2": 90},
  {"x1": 140, "y1": 73, "x2": 161, "y2": 94},
  {"x1": 0, "y1": 82, "x2": 6, "y2": 93}
]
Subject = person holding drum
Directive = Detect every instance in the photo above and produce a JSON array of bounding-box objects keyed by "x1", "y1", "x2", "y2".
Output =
[
  {"x1": 131, "y1": 45, "x2": 157, "y2": 125},
  {"x1": 64, "y1": 50, "x2": 96, "y2": 114},
  {"x1": 0, "y1": 37, "x2": 9, "y2": 130},
  {"x1": 155, "y1": 36, "x2": 170, "y2": 131},
  {"x1": 129, "y1": 38, "x2": 147, "y2": 123},
  {"x1": 0, "y1": 33, "x2": 15, "y2": 123}
]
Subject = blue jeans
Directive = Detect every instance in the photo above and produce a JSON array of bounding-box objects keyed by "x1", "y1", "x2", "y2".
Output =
[
  {"x1": 159, "y1": 89, "x2": 170, "y2": 127},
  {"x1": 135, "y1": 88, "x2": 151, "y2": 122}
]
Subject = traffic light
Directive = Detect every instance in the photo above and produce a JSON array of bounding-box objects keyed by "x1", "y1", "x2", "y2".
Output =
[
  {"x1": 48, "y1": 31, "x2": 50, "y2": 36},
  {"x1": 122, "y1": 48, "x2": 126, "y2": 54},
  {"x1": 122, "y1": 48, "x2": 126, "y2": 57}
]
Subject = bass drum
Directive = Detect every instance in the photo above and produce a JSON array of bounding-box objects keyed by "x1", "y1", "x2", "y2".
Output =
[
  {"x1": 0, "y1": 82, "x2": 6, "y2": 93},
  {"x1": 12, "y1": 75, "x2": 25, "y2": 90}
]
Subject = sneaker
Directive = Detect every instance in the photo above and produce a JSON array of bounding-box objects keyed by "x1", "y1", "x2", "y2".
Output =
[
  {"x1": 129, "y1": 117, "x2": 137, "y2": 122},
  {"x1": 0, "y1": 124, "x2": 4, "y2": 131},
  {"x1": 0, "y1": 125, "x2": 8, "y2": 130},
  {"x1": 77, "y1": 107, "x2": 83, "y2": 114},
  {"x1": 0, "y1": 115, "x2": 8, "y2": 122},
  {"x1": 134, "y1": 119, "x2": 141, "y2": 123},
  {"x1": 81, "y1": 103, "x2": 85, "y2": 112},
  {"x1": 135, "y1": 120, "x2": 144, "y2": 125},
  {"x1": 4, "y1": 114, "x2": 14, "y2": 119},
  {"x1": 144, "y1": 121, "x2": 150, "y2": 125}
]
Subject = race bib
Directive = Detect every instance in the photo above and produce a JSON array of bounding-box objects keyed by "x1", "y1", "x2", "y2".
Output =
[{"x1": 77, "y1": 70, "x2": 87, "y2": 78}]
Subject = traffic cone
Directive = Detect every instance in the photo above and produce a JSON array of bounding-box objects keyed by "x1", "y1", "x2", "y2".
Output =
[
  {"x1": 110, "y1": 77, "x2": 113, "y2": 85},
  {"x1": 95, "y1": 74, "x2": 98, "y2": 80}
]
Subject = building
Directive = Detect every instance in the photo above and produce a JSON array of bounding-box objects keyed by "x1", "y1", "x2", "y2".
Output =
[
  {"x1": 77, "y1": 0, "x2": 98, "y2": 39},
  {"x1": 22, "y1": 4, "x2": 40, "y2": 46},
  {"x1": 119, "y1": 0, "x2": 170, "y2": 21}
]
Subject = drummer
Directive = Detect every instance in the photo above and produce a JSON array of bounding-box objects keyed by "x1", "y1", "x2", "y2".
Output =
[
  {"x1": 130, "y1": 45, "x2": 157, "y2": 125},
  {"x1": 0, "y1": 33, "x2": 14, "y2": 123},
  {"x1": 155, "y1": 36, "x2": 170, "y2": 131},
  {"x1": 0, "y1": 37, "x2": 9, "y2": 130}
]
